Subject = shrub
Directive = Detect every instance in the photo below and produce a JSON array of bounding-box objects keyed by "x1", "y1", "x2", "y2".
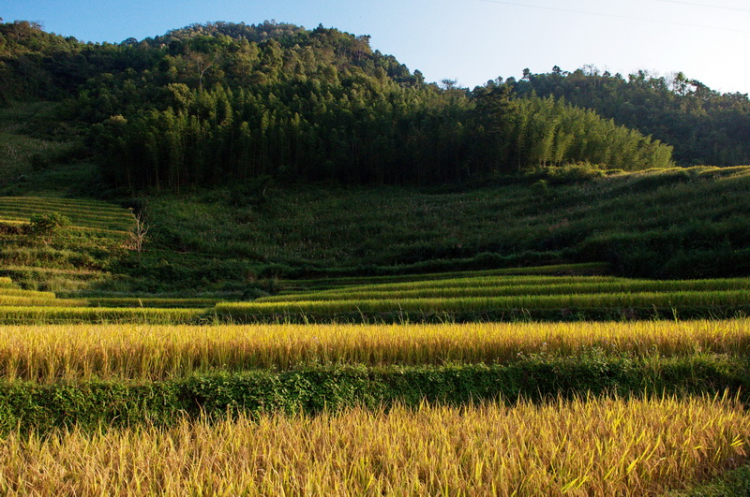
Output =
[{"x1": 28, "y1": 213, "x2": 70, "y2": 246}]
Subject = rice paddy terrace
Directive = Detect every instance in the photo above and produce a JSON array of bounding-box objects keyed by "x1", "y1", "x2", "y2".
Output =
[
  {"x1": 0, "y1": 261, "x2": 749, "y2": 324},
  {"x1": 0, "y1": 196, "x2": 134, "y2": 292},
  {"x1": 1, "y1": 199, "x2": 750, "y2": 493}
]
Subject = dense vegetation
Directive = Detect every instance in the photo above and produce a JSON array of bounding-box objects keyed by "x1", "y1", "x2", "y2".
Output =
[
  {"x1": 2, "y1": 20, "x2": 676, "y2": 191},
  {"x1": 513, "y1": 66, "x2": 750, "y2": 167}
]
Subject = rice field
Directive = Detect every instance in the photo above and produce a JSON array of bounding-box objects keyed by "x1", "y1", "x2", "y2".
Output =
[
  {"x1": 0, "y1": 306, "x2": 203, "y2": 325},
  {"x1": 0, "y1": 262, "x2": 747, "y2": 494},
  {"x1": 86, "y1": 297, "x2": 224, "y2": 308},
  {"x1": 0, "y1": 197, "x2": 133, "y2": 234},
  {"x1": 0, "y1": 320, "x2": 745, "y2": 381},
  {"x1": 261, "y1": 277, "x2": 750, "y2": 303},
  {"x1": 0, "y1": 396, "x2": 747, "y2": 496},
  {"x1": 279, "y1": 263, "x2": 610, "y2": 292},
  {"x1": 219, "y1": 289, "x2": 750, "y2": 320}
]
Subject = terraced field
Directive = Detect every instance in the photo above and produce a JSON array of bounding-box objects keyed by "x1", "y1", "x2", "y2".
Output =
[
  {"x1": 0, "y1": 318, "x2": 748, "y2": 494},
  {"x1": 219, "y1": 271, "x2": 750, "y2": 322},
  {"x1": 0, "y1": 276, "x2": 208, "y2": 323},
  {"x1": 0, "y1": 196, "x2": 133, "y2": 291},
  {"x1": 0, "y1": 251, "x2": 749, "y2": 493},
  {"x1": 0, "y1": 262, "x2": 749, "y2": 324},
  {"x1": 0, "y1": 196, "x2": 133, "y2": 234}
]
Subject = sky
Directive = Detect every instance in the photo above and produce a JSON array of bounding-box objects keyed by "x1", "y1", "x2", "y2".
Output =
[{"x1": 2, "y1": 0, "x2": 748, "y2": 94}]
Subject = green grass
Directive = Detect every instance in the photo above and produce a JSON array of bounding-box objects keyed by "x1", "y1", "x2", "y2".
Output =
[
  {"x1": 136, "y1": 166, "x2": 750, "y2": 292},
  {"x1": 277, "y1": 263, "x2": 610, "y2": 293},
  {"x1": 0, "y1": 288, "x2": 55, "y2": 298},
  {"x1": 219, "y1": 289, "x2": 750, "y2": 315}
]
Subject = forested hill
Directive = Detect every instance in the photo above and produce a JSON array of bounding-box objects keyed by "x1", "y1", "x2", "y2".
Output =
[
  {"x1": 511, "y1": 67, "x2": 750, "y2": 167},
  {"x1": 1, "y1": 20, "x2": 744, "y2": 191}
]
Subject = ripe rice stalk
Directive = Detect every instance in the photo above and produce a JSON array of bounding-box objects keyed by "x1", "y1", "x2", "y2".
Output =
[
  {"x1": 0, "y1": 320, "x2": 745, "y2": 381},
  {"x1": 0, "y1": 396, "x2": 745, "y2": 496}
]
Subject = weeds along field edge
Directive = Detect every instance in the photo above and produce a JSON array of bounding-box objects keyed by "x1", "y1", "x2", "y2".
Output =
[
  {"x1": 0, "y1": 320, "x2": 747, "y2": 381},
  {"x1": 0, "y1": 396, "x2": 747, "y2": 496}
]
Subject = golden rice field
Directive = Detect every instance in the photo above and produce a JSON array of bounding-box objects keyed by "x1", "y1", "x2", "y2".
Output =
[
  {"x1": 0, "y1": 319, "x2": 747, "y2": 381},
  {"x1": 0, "y1": 396, "x2": 746, "y2": 496}
]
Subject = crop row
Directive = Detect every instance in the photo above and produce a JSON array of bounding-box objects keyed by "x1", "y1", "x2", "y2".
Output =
[
  {"x1": 281, "y1": 263, "x2": 610, "y2": 292},
  {"x1": 0, "y1": 296, "x2": 87, "y2": 307},
  {"x1": 86, "y1": 298, "x2": 224, "y2": 308},
  {"x1": 273, "y1": 275, "x2": 624, "y2": 299},
  {"x1": 0, "y1": 396, "x2": 745, "y2": 496},
  {"x1": 0, "y1": 320, "x2": 746, "y2": 381},
  {"x1": 0, "y1": 306, "x2": 202, "y2": 325},
  {"x1": 261, "y1": 277, "x2": 750, "y2": 303},
  {"x1": 0, "y1": 288, "x2": 55, "y2": 298},
  {"x1": 0, "y1": 197, "x2": 130, "y2": 217},
  {"x1": 220, "y1": 290, "x2": 750, "y2": 318}
]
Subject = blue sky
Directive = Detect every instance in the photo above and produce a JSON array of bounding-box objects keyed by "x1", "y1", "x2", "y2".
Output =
[{"x1": 2, "y1": 0, "x2": 748, "y2": 94}]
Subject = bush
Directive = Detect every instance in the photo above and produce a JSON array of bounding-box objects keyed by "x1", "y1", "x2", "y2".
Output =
[{"x1": 28, "y1": 213, "x2": 70, "y2": 245}]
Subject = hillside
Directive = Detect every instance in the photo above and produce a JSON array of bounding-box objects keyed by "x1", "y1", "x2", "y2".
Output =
[
  {"x1": 1, "y1": 20, "x2": 749, "y2": 294},
  {"x1": 3, "y1": 20, "x2": 675, "y2": 191}
]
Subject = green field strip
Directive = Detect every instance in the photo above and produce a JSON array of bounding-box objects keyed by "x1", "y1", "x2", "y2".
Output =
[
  {"x1": 261, "y1": 278, "x2": 750, "y2": 303},
  {"x1": 66, "y1": 226, "x2": 130, "y2": 236},
  {"x1": 220, "y1": 290, "x2": 750, "y2": 317},
  {"x1": 0, "y1": 215, "x2": 132, "y2": 232},
  {"x1": 0, "y1": 288, "x2": 56, "y2": 298},
  {"x1": 0, "y1": 296, "x2": 86, "y2": 307},
  {"x1": 282, "y1": 263, "x2": 610, "y2": 291},
  {"x1": 0, "y1": 266, "x2": 107, "y2": 281},
  {"x1": 0, "y1": 197, "x2": 129, "y2": 212},
  {"x1": 0, "y1": 208, "x2": 130, "y2": 222},
  {"x1": 0, "y1": 207, "x2": 129, "y2": 219},
  {"x1": 0, "y1": 212, "x2": 132, "y2": 225},
  {"x1": 0, "y1": 306, "x2": 204, "y2": 324},
  {"x1": 282, "y1": 275, "x2": 627, "y2": 297},
  {"x1": 87, "y1": 298, "x2": 224, "y2": 308}
]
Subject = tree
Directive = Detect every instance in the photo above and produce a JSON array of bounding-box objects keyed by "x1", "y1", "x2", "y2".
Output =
[{"x1": 127, "y1": 209, "x2": 149, "y2": 264}]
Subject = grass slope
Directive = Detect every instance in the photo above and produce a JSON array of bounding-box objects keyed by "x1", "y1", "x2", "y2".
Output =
[{"x1": 125, "y1": 165, "x2": 750, "y2": 294}]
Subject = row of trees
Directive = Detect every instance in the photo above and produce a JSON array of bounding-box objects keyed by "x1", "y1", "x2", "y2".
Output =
[{"x1": 90, "y1": 79, "x2": 673, "y2": 190}]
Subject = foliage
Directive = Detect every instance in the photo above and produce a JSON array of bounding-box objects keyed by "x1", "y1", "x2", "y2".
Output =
[
  {"x1": 1, "y1": 20, "x2": 674, "y2": 192},
  {"x1": 28, "y1": 212, "x2": 69, "y2": 245},
  {"x1": 512, "y1": 67, "x2": 750, "y2": 166}
]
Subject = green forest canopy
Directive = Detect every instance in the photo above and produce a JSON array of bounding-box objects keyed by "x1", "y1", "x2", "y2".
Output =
[{"x1": 2, "y1": 20, "x2": 746, "y2": 190}]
